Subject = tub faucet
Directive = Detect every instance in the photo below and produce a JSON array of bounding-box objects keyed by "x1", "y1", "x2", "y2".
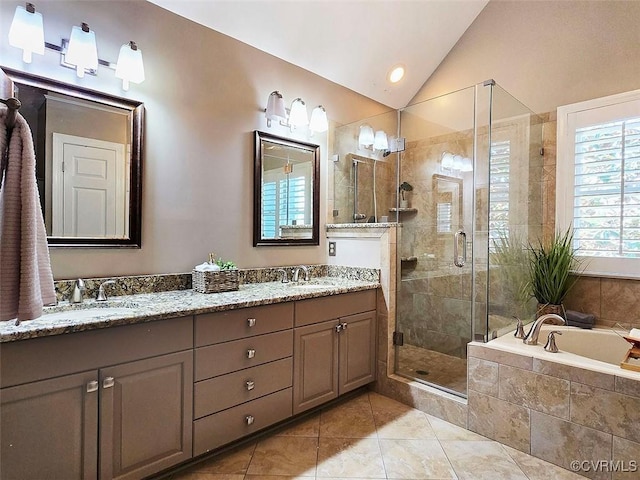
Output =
[
  {"x1": 523, "y1": 313, "x2": 565, "y2": 345},
  {"x1": 292, "y1": 265, "x2": 310, "y2": 282},
  {"x1": 70, "y1": 278, "x2": 85, "y2": 304}
]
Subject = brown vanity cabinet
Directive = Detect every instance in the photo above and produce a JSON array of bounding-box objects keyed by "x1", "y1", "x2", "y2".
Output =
[
  {"x1": 193, "y1": 303, "x2": 295, "y2": 456},
  {"x1": 0, "y1": 317, "x2": 194, "y2": 480},
  {"x1": 293, "y1": 290, "x2": 377, "y2": 414}
]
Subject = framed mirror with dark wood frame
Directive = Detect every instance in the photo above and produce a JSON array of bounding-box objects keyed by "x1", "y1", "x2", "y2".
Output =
[
  {"x1": 254, "y1": 131, "x2": 320, "y2": 246},
  {"x1": 0, "y1": 67, "x2": 144, "y2": 248}
]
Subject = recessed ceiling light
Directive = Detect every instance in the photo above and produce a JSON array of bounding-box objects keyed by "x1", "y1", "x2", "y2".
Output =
[{"x1": 388, "y1": 65, "x2": 405, "y2": 84}]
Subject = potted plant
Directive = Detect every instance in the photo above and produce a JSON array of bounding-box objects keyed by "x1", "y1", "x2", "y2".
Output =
[
  {"x1": 526, "y1": 228, "x2": 583, "y2": 318},
  {"x1": 399, "y1": 181, "x2": 413, "y2": 208}
]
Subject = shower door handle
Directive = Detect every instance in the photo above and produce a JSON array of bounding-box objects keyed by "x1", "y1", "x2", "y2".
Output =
[{"x1": 454, "y1": 230, "x2": 467, "y2": 267}]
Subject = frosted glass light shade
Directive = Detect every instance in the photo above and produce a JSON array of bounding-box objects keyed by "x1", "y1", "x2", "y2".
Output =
[
  {"x1": 115, "y1": 41, "x2": 145, "y2": 91},
  {"x1": 65, "y1": 24, "x2": 98, "y2": 78},
  {"x1": 309, "y1": 106, "x2": 328, "y2": 133},
  {"x1": 8, "y1": 4, "x2": 44, "y2": 64},
  {"x1": 358, "y1": 125, "x2": 374, "y2": 146},
  {"x1": 289, "y1": 98, "x2": 309, "y2": 127},
  {"x1": 441, "y1": 152, "x2": 454, "y2": 169},
  {"x1": 265, "y1": 91, "x2": 287, "y2": 124},
  {"x1": 461, "y1": 157, "x2": 473, "y2": 172},
  {"x1": 373, "y1": 130, "x2": 388, "y2": 150},
  {"x1": 453, "y1": 155, "x2": 464, "y2": 170}
]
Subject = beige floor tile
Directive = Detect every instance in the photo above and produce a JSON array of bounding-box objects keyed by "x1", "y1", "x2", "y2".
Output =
[
  {"x1": 172, "y1": 474, "x2": 244, "y2": 480},
  {"x1": 374, "y1": 408, "x2": 436, "y2": 440},
  {"x1": 502, "y1": 445, "x2": 584, "y2": 480},
  {"x1": 440, "y1": 440, "x2": 528, "y2": 480},
  {"x1": 379, "y1": 438, "x2": 457, "y2": 479},
  {"x1": 426, "y1": 414, "x2": 489, "y2": 441},
  {"x1": 316, "y1": 437, "x2": 386, "y2": 478},
  {"x1": 186, "y1": 443, "x2": 256, "y2": 474},
  {"x1": 320, "y1": 395, "x2": 377, "y2": 438},
  {"x1": 275, "y1": 414, "x2": 321, "y2": 438},
  {"x1": 245, "y1": 476, "x2": 316, "y2": 480},
  {"x1": 246, "y1": 436, "x2": 317, "y2": 477}
]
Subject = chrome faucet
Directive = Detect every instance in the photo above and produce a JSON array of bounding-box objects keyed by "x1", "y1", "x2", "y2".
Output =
[
  {"x1": 70, "y1": 278, "x2": 85, "y2": 304},
  {"x1": 292, "y1": 265, "x2": 310, "y2": 282},
  {"x1": 96, "y1": 280, "x2": 116, "y2": 301},
  {"x1": 523, "y1": 313, "x2": 565, "y2": 345},
  {"x1": 276, "y1": 268, "x2": 289, "y2": 283}
]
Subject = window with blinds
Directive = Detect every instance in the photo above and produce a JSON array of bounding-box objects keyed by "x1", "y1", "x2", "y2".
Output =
[
  {"x1": 262, "y1": 174, "x2": 307, "y2": 238},
  {"x1": 557, "y1": 89, "x2": 640, "y2": 277},
  {"x1": 573, "y1": 118, "x2": 640, "y2": 258},
  {"x1": 489, "y1": 140, "x2": 511, "y2": 241}
]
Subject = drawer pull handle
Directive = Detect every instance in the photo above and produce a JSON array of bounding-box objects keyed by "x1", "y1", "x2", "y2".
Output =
[
  {"x1": 247, "y1": 318, "x2": 256, "y2": 327},
  {"x1": 246, "y1": 380, "x2": 255, "y2": 391},
  {"x1": 87, "y1": 380, "x2": 99, "y2": 393},
  {"x1": 246, "y1": 415, "x2": 255, "y2": 425},
  {"x1": 247, "y1": 348, "x2": 256, "y2": 359},
  {"x1": 103, "y1": 377, "x2": 115, "y2": 389}
]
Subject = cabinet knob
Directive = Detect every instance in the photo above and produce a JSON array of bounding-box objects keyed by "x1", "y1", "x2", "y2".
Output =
[
  {"x1": 335, "y1": 324, "x2": 342, "y2": 333},
  {"x1": 103, "y1": 377, "x2": 115, "y2": 389},
  {"x1": 86, "y1": 380, "x2": 99, "y2": 393},
  {"x1": 341, "y1": 322, "x2": 348, "y2": 330},
  {"x1": 245, "y1": 415, "x2": 255, "y2": 425},
  {"x1": 247, "y1": 318, "x2": 256, "y2": 327},
  {"x1": 247, "y1": 348, "x2": 256, "y2": 359},
  {"x1": 246, "y1": 380, "x2": 255, "y2": 391}
]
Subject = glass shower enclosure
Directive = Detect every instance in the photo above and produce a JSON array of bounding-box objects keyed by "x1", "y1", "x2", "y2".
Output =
[
  {"x1": 331, "y1": 80, "x2": 543, "y2": 398},
  {"x1": 395, "y1": 81, "x2": 542, "y2": 397}
]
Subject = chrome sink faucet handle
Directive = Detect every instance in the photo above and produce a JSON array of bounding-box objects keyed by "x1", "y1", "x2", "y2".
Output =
[
  {"x1": 96, "y1": 280, "x2": 117, "y2": 301},
  {"x1": 277, "y1": 268, "x2": 289, "y2": 284},
  {"x1": 70, "y1": 278, "x2": 85, "y2": 304}
]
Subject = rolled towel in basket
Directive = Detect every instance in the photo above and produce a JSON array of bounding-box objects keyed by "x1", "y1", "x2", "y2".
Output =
[
  {"x1": 566, "y1": 310, "x2": 596, "y2": 329},
  {"x1": 194, "y1": 262, "x2": 221, "y2": 272}
]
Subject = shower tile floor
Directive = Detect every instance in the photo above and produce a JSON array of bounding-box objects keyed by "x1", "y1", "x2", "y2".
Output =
[
  {"x1": 167, "y1": 391, "x2": 582, "y2": 480},
  {"x1": 396, "y1": 344, "x2": 468, "y2": 395}
]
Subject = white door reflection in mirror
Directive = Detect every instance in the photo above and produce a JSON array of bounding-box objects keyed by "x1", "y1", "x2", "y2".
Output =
[{"x1": 52, "y1": 134, "x2": 126, "y2": 238}]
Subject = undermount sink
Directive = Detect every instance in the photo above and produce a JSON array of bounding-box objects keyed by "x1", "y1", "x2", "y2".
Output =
[
  {"x1": 288, "y1": 282, "x2": 339, "y2": 290},
  {"x1": 42, "y1": 307, "x2": 136, "y2": 321}
]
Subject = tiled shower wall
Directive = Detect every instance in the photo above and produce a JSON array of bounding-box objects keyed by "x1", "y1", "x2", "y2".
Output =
[{"x1": 541, "y1": 112, "x2": 640, "y2": 329}]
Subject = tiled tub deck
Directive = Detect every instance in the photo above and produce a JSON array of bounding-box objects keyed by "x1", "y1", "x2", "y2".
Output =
[{"x1": 467, "y1": 329, "x2": 640, "y2": 480}]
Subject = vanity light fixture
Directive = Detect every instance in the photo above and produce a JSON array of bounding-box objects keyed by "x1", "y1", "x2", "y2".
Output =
[
  {"x1": 8, "y1": 3, "x2": 44, "y2": 64},
  {"x1": 373, "y1": 130, "x2": 389, "y2": 150},
  {"x1": 115, "y1": 41, "x2": 145, "y2": 91},
  {"x1": 265, "y1": 91, "x2": 287, "y2": 127},
  {"x1": 288, "y1": 98, "x2": 309, "y2": 129},
  {"x1": 65, "y1": 23, "x2": 98, "y2": 78},
  {"x1": 7, "y1": 3, "x2": 146, "y2": 90},
  {"x1": 309, "y1": 105, "x2": 328, "y2": 133},
  {"x1": 358, "y1": 124, "x2": 375, "y2": 147},
  {"x1": 441, "y1": 151, "x2": 473, "y2": 173}
]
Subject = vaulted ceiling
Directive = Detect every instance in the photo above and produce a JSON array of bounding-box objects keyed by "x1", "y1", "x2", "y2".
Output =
[{"x1": 148, "y1": 0, "x2": 489, "y2": 109}]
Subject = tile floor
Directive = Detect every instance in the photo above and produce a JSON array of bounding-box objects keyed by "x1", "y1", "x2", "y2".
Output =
[
  {"x1": 396, "y1": 345, "x2": 468, "y2": 395},
  {"x1": 168, "y1": 391, "x2": 584, "y2": 480}
]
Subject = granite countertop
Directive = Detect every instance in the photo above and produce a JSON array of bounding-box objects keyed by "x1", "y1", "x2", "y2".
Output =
[{"x1": 0, "y1": 277, "x2": 379, "y2": 342}]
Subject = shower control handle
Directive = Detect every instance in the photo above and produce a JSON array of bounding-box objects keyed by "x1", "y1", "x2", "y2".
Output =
[{"x1": 454, "y1": 230, "x2": 467, "y2": 268}]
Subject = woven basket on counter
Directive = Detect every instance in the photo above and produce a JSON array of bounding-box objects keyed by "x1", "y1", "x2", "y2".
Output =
[{"x1": 192, "y1": 269, "x2": 239, "y2": 293}]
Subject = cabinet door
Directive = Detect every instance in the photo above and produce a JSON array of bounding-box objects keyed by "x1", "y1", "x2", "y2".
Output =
[
  {"x1": 339, "y1": 310, "x2": 376, "y2": 394},
  {"x1": 293, "y1": 320, "x2": 339, "y2": 414},
  {"x1": 99, "y1": 350, "x2": 193, "y2": 480},
  {"x1": 0, "y1": 370, "x2": 99, "y2": 480}
]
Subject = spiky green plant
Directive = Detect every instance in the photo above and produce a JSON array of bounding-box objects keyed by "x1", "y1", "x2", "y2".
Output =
[{"x1": 527, "y1": 228, "x2": 582, "y2": 305}]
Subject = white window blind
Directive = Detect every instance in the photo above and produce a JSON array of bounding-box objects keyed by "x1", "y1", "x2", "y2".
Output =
[
  {"x1": 262, "y1": 162, "x2": 311, "y2": 238},
  {"x1": 489, "y1": 140, "x2": 511, "y2": 241},
  {"x1": 557, "y1": 89, "x2": 640, "y2": 278}
]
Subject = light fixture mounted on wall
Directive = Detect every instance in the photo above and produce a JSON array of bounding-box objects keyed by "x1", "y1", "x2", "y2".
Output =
[
  {"x1": 7, "y1": 2, "x2": 145, "y2": 90},
  {"x1": 441, "y1": 151, "x2": 473, "y2": 174},
  {"x1": 264, "y1": 91, "x2": 328, "y2": 133}
]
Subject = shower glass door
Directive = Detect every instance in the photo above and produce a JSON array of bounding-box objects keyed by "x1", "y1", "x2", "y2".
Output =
[{"x1": 394, "y1": 86, "x2": 477, "y2": 396}]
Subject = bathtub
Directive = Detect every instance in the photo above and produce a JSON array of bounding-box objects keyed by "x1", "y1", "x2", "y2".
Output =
[{"x1": 487, "y1": 325, "x2": 639, "y2": 380}]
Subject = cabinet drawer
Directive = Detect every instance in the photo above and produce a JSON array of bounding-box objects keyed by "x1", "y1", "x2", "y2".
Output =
[
  {"x1": 195, "y1": 303, "x2": 294, "y2": 347},
  {"x1": 194, "y1": 357, "x2": 292, "y2": 418},
  {"x1": 1, "y1": 316, "x2": 194, "y2": 388},
  {"x1": 294, "y1": 290, "x2": 376, "y2": 327},
  {"x1": 193, "y1": 387, "x2": 292, "y2": 456},
  {"x1": 195, "y1": 329, "x2": 293, "y2": 381}
]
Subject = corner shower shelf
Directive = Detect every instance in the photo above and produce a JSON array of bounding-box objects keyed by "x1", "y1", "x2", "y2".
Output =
[{"x1": 389, "y1": 207, "x2": 418, "y2": 213}]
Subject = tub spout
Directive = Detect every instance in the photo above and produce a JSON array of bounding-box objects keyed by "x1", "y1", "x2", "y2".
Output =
[{"x1": 523, "y1": 313, "x2": 565, "y2": 345}]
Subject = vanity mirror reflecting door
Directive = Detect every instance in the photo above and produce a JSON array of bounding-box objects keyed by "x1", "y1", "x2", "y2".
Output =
[
  {"x1": 0, "y1": 67, "x2": 144, "y2": 248},
  {"x1": 254, "y1": 131, "x2": 320, "y2": 246}
]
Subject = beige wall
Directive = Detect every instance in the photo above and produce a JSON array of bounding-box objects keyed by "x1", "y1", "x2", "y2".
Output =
[
  {"x1": 0, "y1": 0, "x2": 388, "y2": 279},
  {"x1": 412, "y1": 0, "x2": 640, "y2": 114}
]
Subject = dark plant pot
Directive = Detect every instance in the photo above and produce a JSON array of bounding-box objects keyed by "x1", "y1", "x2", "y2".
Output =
[{"x1": 536, "y1": 303, "x2": 565, "y2": 320}]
